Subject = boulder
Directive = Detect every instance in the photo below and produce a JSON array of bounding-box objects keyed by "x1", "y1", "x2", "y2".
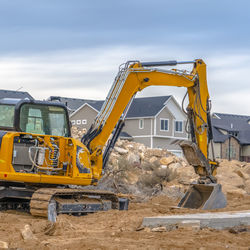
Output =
[
  {"x1": 21, "y1": 224, "x2": 37, "y2": 240},
  {"x1": 114, "y1": 147, "x2": 128, "y2": 155},
  {"x1": 145, "y1": 148, "x2": 165, "y2": 158},
  {"x1": 0, "y1": 241, "x2": 8, "y2": 249},
  {"x1": 149, "y1": 156, "x2": 158, "y2": 163},
  {"x1": 167, "y1": 162, "x2": 182, "y2": 172},
  {"x1": 127, "y1": 152, "x2": 141, "y2": 167}
]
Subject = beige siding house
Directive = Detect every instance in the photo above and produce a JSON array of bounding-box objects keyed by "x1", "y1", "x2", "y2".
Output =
[
  {"x1": 70, "y1": 103, "x2": 99, "y2": 129},
  {"x1": 211, "y1": 113, "x2": 250, "y2": 162},
  {"x1": 65, "y1": 95, "x2": 189, "y2": 156}
]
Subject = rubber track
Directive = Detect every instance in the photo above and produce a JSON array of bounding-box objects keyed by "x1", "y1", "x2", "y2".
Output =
[{"x1": 30, "y1": 188, "x2": 119, "y2": 218}]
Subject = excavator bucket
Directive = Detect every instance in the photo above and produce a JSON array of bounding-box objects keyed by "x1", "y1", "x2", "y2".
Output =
[
  {"x1": 178, "y1": 183, "x2": 227, "y2": 209},
  {"x1": 177, "y1": 141, "x2": 227, "y2": 209}
]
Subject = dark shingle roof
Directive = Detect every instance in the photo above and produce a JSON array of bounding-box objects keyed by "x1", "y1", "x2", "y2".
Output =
[
  {"x1": 212, "y1": 113, "x2": 250, "y2": 145},
  {"x1": 126, "y1": 96, "x2": 171, "y2": 118},
  {"x1": 119, "y1": 131, "x2": 132, "y2": 139},
  {"x1": 212, "y1": 126, "x2": 229, "y2": 143},
  {"x1": 48, "y1": 96, "x2": 91, "y2": 111},
  {"x1": 84, "y1": 100, "x2": 104, "y2": 111},
  {"x1": 0, "y1": 89, "x2": 33, "y2": 100},
  {"x1": 51, "y1": 95, "x2": 172, "y2": 118}
]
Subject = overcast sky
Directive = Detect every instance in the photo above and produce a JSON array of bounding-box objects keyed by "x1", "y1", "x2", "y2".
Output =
[{"x1": 0, "y1": 0, "x2": 250, "y2": 115}]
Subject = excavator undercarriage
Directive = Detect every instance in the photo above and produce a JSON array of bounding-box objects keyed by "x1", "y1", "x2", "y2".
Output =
[{"x1": 0, "y1": 183, "x2": 128, "y2": 222}]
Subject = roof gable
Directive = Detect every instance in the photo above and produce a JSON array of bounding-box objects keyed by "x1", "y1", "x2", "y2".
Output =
[
  {"x1": 159, "y1": 97, "x2": 186, "y2": 120},
  {"x1": 70, "y1": 101, "x2": 104, "y2": 117},
  {"x1": 212, "y1": 113, "x2": 250, "y2": 145}
]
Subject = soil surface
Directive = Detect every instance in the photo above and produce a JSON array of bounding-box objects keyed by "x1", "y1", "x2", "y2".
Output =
[{"x1": 1, "y1": 193, "x2": 250, "y2": 250}]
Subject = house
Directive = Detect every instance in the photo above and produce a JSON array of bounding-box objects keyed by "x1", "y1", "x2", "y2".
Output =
[
  {"x1": 211, "y1": 113, "x2": 250, "y2": 162},
  {"x1": 47, "y1": 96, "x2": 92, "y2": 114},
  {"x1": 68, "y1": 95, "x2": 189, "y2": 156},
  {"x1": 0, "y1": 89, "x2": 34, "y2": 100}
]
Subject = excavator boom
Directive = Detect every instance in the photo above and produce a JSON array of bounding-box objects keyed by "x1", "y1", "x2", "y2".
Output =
[{"x1": 83, "y1": 59, "x2": 227, "y2": 209}]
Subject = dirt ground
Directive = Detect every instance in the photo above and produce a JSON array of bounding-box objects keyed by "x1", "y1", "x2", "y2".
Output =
[{"x1": 1, "y1": 194, "x2": 250, "y2": 250}]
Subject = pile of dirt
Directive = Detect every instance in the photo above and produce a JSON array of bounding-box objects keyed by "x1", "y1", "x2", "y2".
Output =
[
  {"x1": 101, "y1": 140, "x2": 250, "y2": 198},
  {"x1": 70, "y1": 127, "x2": 250, "y2": 198},
  {"x1": 216, "y1": 159, "x2": 250, "y2": 196},
  {"x1": 97, "y1": 139, "x2": 198, "y2": 199}
]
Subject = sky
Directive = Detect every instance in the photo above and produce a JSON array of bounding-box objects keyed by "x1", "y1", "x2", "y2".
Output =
[{"x1": 0, "y1": 0, "x2": 250, "y2": 115}]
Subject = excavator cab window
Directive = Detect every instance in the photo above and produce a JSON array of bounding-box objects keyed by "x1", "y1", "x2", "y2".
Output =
[
  {"x1": 0, "y1": 104, "x2": 15, "y2": 129},
  {"x1": 19, "y1": 103, "x2": 70, "y2": 137}
]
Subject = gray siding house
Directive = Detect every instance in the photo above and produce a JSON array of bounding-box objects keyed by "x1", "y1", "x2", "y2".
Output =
[
  {"x1": 65, "y1": 95, "x2": 188, "y2": 156},
  {"x1": 211, "y1": 113, "x2": 250, "y2": 162}
]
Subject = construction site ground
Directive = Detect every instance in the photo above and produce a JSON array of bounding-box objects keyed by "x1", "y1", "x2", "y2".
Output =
[
  {"x1": 1, "y1": 138, "x2": 250, "y2": 249},
  {"x1": 1, "y1": 193, "x2": 250, "y2": 250}
]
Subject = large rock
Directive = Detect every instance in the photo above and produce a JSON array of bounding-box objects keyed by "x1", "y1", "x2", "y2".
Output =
[
  {"x1": 167, "y1": 162, "x2": 182, "y2": 172},
  {"x1": 127, "y1": 152, "x2": 141, "y2": 167},
  {"x1": 114, "y1": 147, "x2": 128, "y2": 155},
  {"x1": 149, "y1": 156, "x2": 158, "y2": 164},
  {"x1": 21, "y1": 224, "x2": 37, "y2": 240},
  {"x1": 160, "y1": 156, "x2": 175, "y2": 165},
  {"x1": 145, "y1": 148, "x2": 167, "y2": 158},
  {"x1": 0, "y1": 241, "x2": 8, "y2": 249}
]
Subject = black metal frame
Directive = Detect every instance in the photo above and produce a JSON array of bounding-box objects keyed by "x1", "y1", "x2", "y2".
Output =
[{"x1": 14, "y1": 99, "x2": 71, "y2": 137}]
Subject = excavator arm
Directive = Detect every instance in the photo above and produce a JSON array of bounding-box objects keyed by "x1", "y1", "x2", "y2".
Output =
[
  {"x1": 82, "y1": 59, "x2": 227, "y2": 209},
  {"x1": 83, "y1": 60, "x2": 211, "y2": 177}
]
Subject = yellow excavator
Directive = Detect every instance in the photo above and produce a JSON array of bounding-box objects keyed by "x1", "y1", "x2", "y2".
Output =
[{"x1": 0, "y1": 59, "x2": 226, "y2": 221}]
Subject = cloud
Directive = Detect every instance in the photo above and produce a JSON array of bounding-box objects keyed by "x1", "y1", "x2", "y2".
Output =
[{"x1": 0, "y1": 45, "x2": 249, "y2": 115}]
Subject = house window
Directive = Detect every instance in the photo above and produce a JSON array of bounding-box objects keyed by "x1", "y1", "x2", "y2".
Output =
[
  {"x1": 76, "y1": 120, "x2": 81, "y2": 125},
  {"x1": 71, "y1": 120, "x2": 75, "y2": 125},
  {"x1": 175, "y1": 121, "x2": 183, "y2": 132},
  {"x1": 139, "y1": 119, "x2": 144, "y2": 129},
  {"x1": 160, "y1": 119, "x2": 169, "y2": 131},
  {"x1": 82, "y1": 119, "x2": 87, "y2": 125}
]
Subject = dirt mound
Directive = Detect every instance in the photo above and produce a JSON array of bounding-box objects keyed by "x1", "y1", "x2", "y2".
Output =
[
  {"x1": 105, "y1": 141, "x2": 250, "y2": 198},
  {"x1": 70, "y1": 125, "x2": 250, "y2": 199},
  {"x1": 216, "y1": 159, "x2": 250, "y2": 195},
  {"x1": 95, "y1": 139, "x2": 198, "y2": 200}
]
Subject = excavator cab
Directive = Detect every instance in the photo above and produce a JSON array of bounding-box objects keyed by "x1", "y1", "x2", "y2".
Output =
[{"x1": 0, "y1": 98, "x2": 71, "y2": 137}]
